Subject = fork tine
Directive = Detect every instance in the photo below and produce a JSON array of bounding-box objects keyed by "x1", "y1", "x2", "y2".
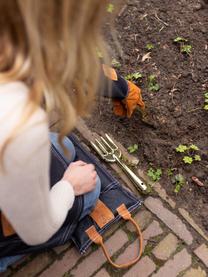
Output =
[
  {"x1": 101, "y1": 137, "x2": 114, "y2": 152},
  {"x1": 95, "y1": 139, "x2": 108, "y2": 154},
  {"x1": 90, "y1": 141, "x2": 104, "y2": 158},
  {"x1": 105, "y1": 134, "x2": 118, "y2": 150}
]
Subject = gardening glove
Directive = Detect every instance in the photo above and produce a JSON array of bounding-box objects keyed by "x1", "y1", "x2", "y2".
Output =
[{"x1": 102, "y1": 64, "x2": 145, "y2": 118}]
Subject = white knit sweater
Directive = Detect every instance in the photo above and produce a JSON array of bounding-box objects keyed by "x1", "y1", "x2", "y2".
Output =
[{"x1": 0, "y1": 82, "x2": 75, "y2": 245}]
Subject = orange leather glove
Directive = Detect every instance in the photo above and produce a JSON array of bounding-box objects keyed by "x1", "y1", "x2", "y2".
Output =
[
  {"x1": 102, "y1": 64, "x2": 145, "y2": 118},
  {"x1": 113, "y1": 81, "x2": 145, "y2": 118}
]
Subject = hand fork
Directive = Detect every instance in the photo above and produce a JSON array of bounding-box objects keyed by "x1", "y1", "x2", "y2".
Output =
[{"x1": 90, "y1": 134, "x2": 147, "y2": 192}]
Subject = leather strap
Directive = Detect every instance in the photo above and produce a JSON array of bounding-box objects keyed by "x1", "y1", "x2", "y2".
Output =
[{"x1": 86, "y1": 204, "x2": 143, "y2": 269}]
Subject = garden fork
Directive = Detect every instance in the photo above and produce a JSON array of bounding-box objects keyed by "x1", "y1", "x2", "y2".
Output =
[{"x1": 90, "y1": 134, "x2": 147, "y2": 192}]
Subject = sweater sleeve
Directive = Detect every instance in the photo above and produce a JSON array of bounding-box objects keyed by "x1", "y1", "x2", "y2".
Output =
[{"x1": 0, "y1": 82, "x2": 75, "y2": 245}]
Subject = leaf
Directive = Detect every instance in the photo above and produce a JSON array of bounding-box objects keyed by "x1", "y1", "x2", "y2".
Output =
[
  {"x1": 111, "y1": 58, "x2": 121, "y2": 69},
  {"x1": 125, "y1": 72, "x2": 142, "y2": 81},
  {"x1": 146, "y1": 43, "x2": 154, "y2": 50},
  {"x1": 181, "y1": 45, "x2": 192, "y2": 54},
  {"x1": 176, "y1": 144, "x2": 188, "y2": 153},
  {"x1": 183, "y1": 156, "x2": 193, "y2": 164},
  {"x1": 194, "y1": 154, "x2": 201, "y2": 161},
  {"x1": 150, "y1": 83, "x2": 160, "y2": 92},
  {"x1": 142, "y1": 52, "x2": 151, "y2": 62},
  {"x1": 147, "y1": 167, "x2": 162, "y2": 182},
  {"x1": 189, "y1": 144, "x2": 199, "y2": 151},
  {"x1": 107, "y1": 3, "x2": 114, "y2": 13},
  {"x1": 174, "y1": 37, "x2": 188, "y2": 43},
  {"x1": 127, "y1": 144, "x2": 138, "y2": 153},
  {"x1": 204, "y1": 104, "x2": 208, "y2": 110},
  {"x1": 204, "y1": 92, "x2": 208, "y2": 98}
]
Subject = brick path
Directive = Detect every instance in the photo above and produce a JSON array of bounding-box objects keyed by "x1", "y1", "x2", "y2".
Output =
[{"x1": 1, "y1": 122, "x2": 207, "y2": 277}]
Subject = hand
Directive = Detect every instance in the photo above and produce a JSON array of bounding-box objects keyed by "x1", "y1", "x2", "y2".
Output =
[{"x1": 62, "y1": 160, "x2": 97, "y2": 196}]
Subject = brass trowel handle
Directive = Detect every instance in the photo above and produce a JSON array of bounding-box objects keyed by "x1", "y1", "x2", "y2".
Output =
[{"x1": 113, "y1": 155, "x2": 147, "y2": 192}]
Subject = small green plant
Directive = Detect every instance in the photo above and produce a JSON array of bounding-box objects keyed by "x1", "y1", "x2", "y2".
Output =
[
  {"x1": 147, "y1": 167, "x2": 162, "y2": 182},
  {"x1": 181, "y1": 45, "x2": 192, "y2": 55},
  {"x1": 172, "y1": 174, "x2": 185, "y2": 193},
  {"x1": 125, "y1": 72, "x2": 142, "y2": 81},
  {"x1": 106, "y1": 3, "x2": 114, "y2": 13},
  {"x1": 173, "y1": 37, "x2": 192, "y2": 55},
  {"x1": 204, "y1": 92, "x2": 208, "y2": 110},
  {"x1": 127, "y1": 144, "x2": 138, "y2": 154},
  {"x1": 167, "y1": 168, "x2": 174, "y2": 176},
  {"x1": 173, "y1": 37, "x2": 188, "y2": 43},
  {"x1": 146, "y1": 43, "x2": 154, "y2": 51},
  {"x1": 111, "y1": 58, "x2": 121, "y2": 69},
  {"x1": 183, "y1": 156, "x2": 193, "y2": 164},
  {"x1": 175, "y1": 144, "x2": 201, "y2": 164},
  {"x1": 148, "y1": 75, "x2": 160, "y2": 92},
  {"x1": 176, "y1": 144, "x2": 188, "y2": 153}
]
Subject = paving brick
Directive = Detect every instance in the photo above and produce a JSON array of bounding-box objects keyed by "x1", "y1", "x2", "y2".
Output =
[
  {"x1": 94, "y1": 268, "x2": 110, "y2": 277},
  {"x1": 152, "y1": 248, "x2": 192, "y2": 277},
  {"x1": 71, "y1": 229, "x2": 128, "y2": 277},
  {"x1": 152, "y1": 233, "x2": 179, "y2": 261},
  {"x1": 116, "y1": 220, "x2": 163, "y2": 264},
  {"x1": 145, "y1": 197, "x2": 193, "y2": 245},
  {"x1": 53, "y1": 242, "x2": 71, "y2": 255},
  {"x1": 194, "y1": 244, "x2": 208, "y2": 268},
  {"x1": 15, "y1": 253, "x2": 52, "y2": 277},
  {"x1": 124, "y1": 256, "x2": 156, "y2": 277},
  {"x1": 183, "y1": 266, "x2": 207, "y2": 277},
  {"x1": 40, "y1": 247, "x2": 80, "y2": 277},
  {"x1": 126, "y1": 209, "x2": 152, "y2": 232},
  {"x1": 179, "y1": 208, "x2": 208, "y2": 242}
]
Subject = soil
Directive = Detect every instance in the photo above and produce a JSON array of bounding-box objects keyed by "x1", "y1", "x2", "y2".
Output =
[{"x1": 85, "y1": 0, "x2": 208, "y2": 233}]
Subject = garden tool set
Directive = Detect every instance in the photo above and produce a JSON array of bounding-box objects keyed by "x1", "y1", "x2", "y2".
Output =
[{"x1": 90, "y1": 134, "x2": 147, "y2": 193}]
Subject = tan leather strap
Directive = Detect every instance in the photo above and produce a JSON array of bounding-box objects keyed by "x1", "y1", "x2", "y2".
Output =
[
  {"x1": 86, "y1": 204, "x2": 143, "y2": 269},
  {"x1": 1, "y1": 212, "x2": 16, "y2": 237}
]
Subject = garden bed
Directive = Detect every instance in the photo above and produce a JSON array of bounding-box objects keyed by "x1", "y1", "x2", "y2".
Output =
[{"x1": 86, "y1": 0, "x2": 208, "y2": 233}]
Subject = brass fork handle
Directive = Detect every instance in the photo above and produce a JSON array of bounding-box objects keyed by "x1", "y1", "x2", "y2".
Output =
[{"x1": 113, "y1": 155, "x2": 147, "y2": 192}]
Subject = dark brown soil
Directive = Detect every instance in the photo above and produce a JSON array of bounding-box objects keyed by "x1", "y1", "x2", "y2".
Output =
[{"x1": 86, "y1": 0, "x2": 208, "y2": 233}]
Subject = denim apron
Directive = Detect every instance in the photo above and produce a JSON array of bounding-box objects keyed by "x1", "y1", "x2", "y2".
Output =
[{"x1": 0, "y1": 135, "x2": 142, "y2": 257}]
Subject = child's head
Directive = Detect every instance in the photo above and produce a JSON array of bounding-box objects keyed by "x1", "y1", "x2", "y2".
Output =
[{"x1": 0, "y1": 0, "x2": 108, "y2": 133}]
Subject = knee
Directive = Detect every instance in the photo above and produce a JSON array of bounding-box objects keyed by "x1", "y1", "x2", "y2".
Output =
[{"x1": 62, "y1": 136, "x2": 76, "y2": 162}]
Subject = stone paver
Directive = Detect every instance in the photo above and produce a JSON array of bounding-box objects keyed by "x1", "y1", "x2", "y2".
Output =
[
  {"x1": 179, "y1": 208, "x2": 208, "y2": 242},
  {"x1": 126, "y1": 209, "x2": 152, "y2": 232},
  {"x1": 124, "y1": 256, "x2": 156, "y2": 277},
  {"x1": 145, "y1": 197, "x2": 193, "y2": 245},
  {"x1": 40, "y1": 247, "x2": 80, "y2": 277},
  {"x1": 15, "y1": 254, "x2": 52, "y2": 277},
  {"x1": 152, "y1": 233, "x2": 179, "y2": 261},
  {"x1": 183, "y1": 266, "x2": 207, "y2": 277},
  {"x1": 152, "y1": 248, "x2": 192, "y2": 277},
  {"x1": 194, "y1": 244, "x2": 208, "y2": 268},
  {"x1": 116, "y1": 220, "x2": 163, "y2": 264},
  {"x1": 94, "y1": 268, "x2": 110, "y2": 277},
  {"x1": 71, "y1": 229, "x2": 128, "y2": 277}
]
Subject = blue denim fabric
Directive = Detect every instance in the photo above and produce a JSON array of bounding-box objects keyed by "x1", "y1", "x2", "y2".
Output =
[
  {"x1": 49, "y1": 132, "x2": 101, "y2": 220},
  {"x1": 0, "y1": 133, "x2": 101, "y2": 272}
]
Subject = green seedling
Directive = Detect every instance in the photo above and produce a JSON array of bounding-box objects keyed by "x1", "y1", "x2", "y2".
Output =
[
  {"x1": 204, "y1": 92, "x2": 208, "y2": 110},
  {"x1": 173, "y1": 37, "x2": 192, "y2": 55},
  {"x1": 172, "y1": 174, "x2": 185, "y2": 193},
  {"x1": 181, "y1": 45, "x2": 192, "y2": 55},
  {"x1": 147, "y1": 167, "x2": 162, "y2": 182},
  {"x1": 146, "y1": 43, "x2": 154, "y2": 51},
  {"x1": 148, "y1": 75, "x2": 160, "y2": 92},
  {"x1": 183, "y1": 156, "x2": 193, "y2": 164},
  {"x1": 194, "y1": 155, "x2": 201, "y2": 161},
  {"x1": 175, "y1": 144, "x2": 201, "y2": 164},
  {"x1": 107, "y1": 3, "x2": 114, "y2": 13},
  {"x1": 127, "y1": 144, "x2": 138, "y2": 154},
  {"x1": 173, "y1": 37, "x2": 188, "y2": 43},
  {"x1": 176, "y1": 144, "x2": 188, "y2": 153},
  {"x1": 167, "y1": 168, "x2": 174, "y2": 176},
  {"x1": 125, "y1": 72, "x2": 142, "y2": 81},
  {"x1": 111, "y1": 58, "x2": 121, "y2": 69}
]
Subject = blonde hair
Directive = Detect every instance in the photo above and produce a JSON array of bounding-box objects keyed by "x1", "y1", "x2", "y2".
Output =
[{"x1": 0, "y1": 0, "x2": 108, "y2": 161}]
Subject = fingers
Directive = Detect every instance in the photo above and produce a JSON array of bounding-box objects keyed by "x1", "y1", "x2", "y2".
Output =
[{"x1": 73, "y1": 160, "x2": 87, "y2": 166}]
